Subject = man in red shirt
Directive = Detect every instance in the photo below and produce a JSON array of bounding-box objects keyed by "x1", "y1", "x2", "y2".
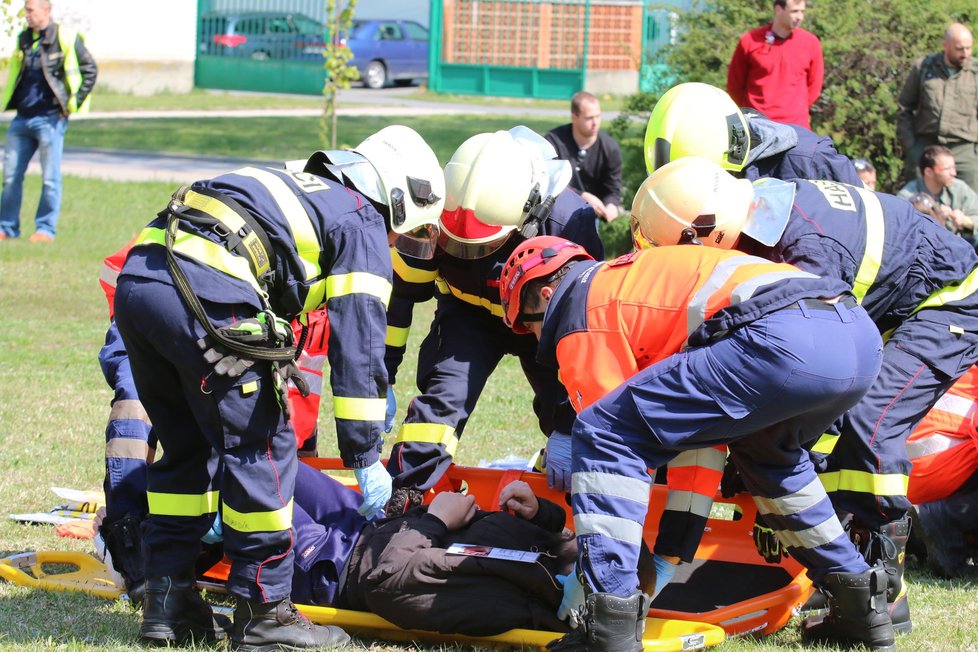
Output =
[{"x1": 726, "y1": 0, "x2": 824, "y2": 129}]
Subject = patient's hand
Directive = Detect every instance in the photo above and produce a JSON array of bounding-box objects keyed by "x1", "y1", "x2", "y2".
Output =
[
  {"x1": 428, "y1": 492, "x2": 478, "y2": 530},
  {"x1": 498, "y1": 481, "x2": 539, "y2": 520}
]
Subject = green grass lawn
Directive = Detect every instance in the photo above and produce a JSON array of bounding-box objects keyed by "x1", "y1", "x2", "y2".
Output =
[{"x1": 0, "y1": 169, "x2": 975, "y2": 648}]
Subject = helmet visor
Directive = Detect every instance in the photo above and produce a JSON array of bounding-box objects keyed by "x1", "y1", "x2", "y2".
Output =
[
  {"x1": 393, "y1": 223, "x2": 439, "y2": 260},
  {"x1": 438, "y1": 227, "x2": 512, "y2": 260},
  {"x1": 742, "y1": 178, "x2": 795, "y2": 246},
  {"x1": 631, "y1": 215, "x2": 655, "y2": 250}
]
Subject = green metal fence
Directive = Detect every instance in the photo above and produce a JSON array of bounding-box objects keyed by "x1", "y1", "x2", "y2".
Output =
[{"x1": 195, "y1": 0, "x2": 328, "y2": 95}]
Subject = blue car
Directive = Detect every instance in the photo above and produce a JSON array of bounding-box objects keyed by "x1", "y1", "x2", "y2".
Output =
[
  {"x1": 343, "y1": 19, "x2": 429, "y2": 89},
  {"x1": 199, "y1": 12, "x2": 327, "y2": 61}
]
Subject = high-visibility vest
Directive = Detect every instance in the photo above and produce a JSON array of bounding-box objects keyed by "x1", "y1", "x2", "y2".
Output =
[
  {"x1": 2, "y1": 25, "x2": 91, "y2": 114},
  {"x1": 906, "y1": 366, "x2": 978, "y2": 504}
]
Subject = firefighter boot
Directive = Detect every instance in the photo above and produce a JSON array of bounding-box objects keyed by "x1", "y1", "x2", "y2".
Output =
[
  {"x1": 99, "y1": 512, "x2": 146, "y2": 607},
  {"x1": 849, "y1": 516, "x2": 912, "y2": 635},
  {"x1": 140, "y1": 573, "x2": 229, "y2": 645},
  {"x1": 801, "y1": 564, "x2": 895, "y2": 651},
  {"x1": 231, "y1": 598, "x2": 350, "y2": 651},
  {"x1": 546, "y1": 591, "x2": 650, "y2": 652}
]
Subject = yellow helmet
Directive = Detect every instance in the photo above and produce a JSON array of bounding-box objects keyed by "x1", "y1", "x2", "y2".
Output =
[
  {"x1": 631, "y1": 157, "x2": 753, "y2": 250},
  {"x1": 644, "y1": 82, "x2": 751, "y2": 173}
]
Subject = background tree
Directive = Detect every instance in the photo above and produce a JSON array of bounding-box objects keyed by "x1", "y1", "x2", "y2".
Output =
[
  {"x1": 320, "y1": 0, "x2": 359, "y2": 150},
  {"x1": 608, "y1": 0, "x2": 978, "y2": 202}
]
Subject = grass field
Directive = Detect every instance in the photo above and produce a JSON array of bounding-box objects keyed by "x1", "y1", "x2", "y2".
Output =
[{"x1": 0, "y1": 96, "x2": 976, "y2": 650}]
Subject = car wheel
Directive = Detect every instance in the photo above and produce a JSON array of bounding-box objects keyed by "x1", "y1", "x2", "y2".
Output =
[
  {"x1": 365, "y1": 60, "x2": 387, "y2": 89},
  {"x1": 251, "y1": 50, "x2": 271, "y2": 61}
]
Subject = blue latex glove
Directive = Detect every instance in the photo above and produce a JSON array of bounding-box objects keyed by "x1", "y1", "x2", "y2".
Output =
[
  {"x1": 652, "y1": 554, "x2": 679, "y2": 599},
  {"x1": 556, "y1": 571, "x2": 587, "y2": 628},
  {"x1": 354, "y1": 460, "x2": 393, "y2": 520},
  {"x1": 201, "y1": 512, "x2": 223, "y2": 544},
  {"x1": 385, "y1": 386, "x2": 396, "y2": 433},
  {"x1": 544, "y1": 433, "x2": 573, "y2": 492}
]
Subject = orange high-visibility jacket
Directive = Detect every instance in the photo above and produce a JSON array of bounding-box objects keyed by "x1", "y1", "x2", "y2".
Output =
[{"x1": 906, "y1": 365, "x2": 978, "y2": 505}]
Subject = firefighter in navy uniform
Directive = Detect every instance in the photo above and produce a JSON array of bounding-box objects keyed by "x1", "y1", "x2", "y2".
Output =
[
  {"x1": 113, "y1": 126, "x2": 444, "y2": 651},
  {"x1": 384, "y1": 127, "x2": 604, "y2": 513},
  {"x1": 633, "y1": 156, "x2": 978, "y2": 637},
  {"x1": 499, "y1": 237, "x2": 892, "y2": 652},
  {"x1": 645, "y1": 82, "x2": 862, "y2": 185}
]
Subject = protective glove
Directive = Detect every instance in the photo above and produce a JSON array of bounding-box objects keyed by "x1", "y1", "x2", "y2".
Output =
[
  {"x1": 354, "y1": 460, "x2": 393, "y2": 521},
  {"x1": 385, "y1": 386, "x2": 397, "y2": 433},
  {"x1": 543, "y1": 433, "x2": 573, "y2": 492},
  {"x1": 220, "y1": 311, "x2": 293, "y2": 348},
  {"x1": 651, "y1": 554, "x2": 678, "y2": 600},
  {"x1": 753, "y1": 514, "x2": 788, "y2": 564},
  {"x1": 201, "y1": 512, "x2": 223, "y2": 544},
  {"x1": 556, "y1": 570, "x2": 587, "y2": 629}
]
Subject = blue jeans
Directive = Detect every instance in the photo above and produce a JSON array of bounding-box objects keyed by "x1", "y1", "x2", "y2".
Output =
[{"x1": 0, "y1": 111, "x2": 67, "y2": 238}]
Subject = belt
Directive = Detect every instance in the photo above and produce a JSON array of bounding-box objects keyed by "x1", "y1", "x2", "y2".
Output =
[{"x1": 785, "y1": 295, "x2": 858, "y2": 312}]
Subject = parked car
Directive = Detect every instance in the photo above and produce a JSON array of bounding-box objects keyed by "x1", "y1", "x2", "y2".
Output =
[
  {"x1": 199, "y1": 11, "x2": 327, "y2": 61},
  {"x1": 343, "y1": 19, "x2": 429, "y2": 89}
]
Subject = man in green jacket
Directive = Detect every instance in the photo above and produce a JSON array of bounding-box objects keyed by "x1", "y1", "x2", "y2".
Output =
[
  {"x1": 898, "y1": 145, "x2": 978, "y2": 249},
  {"x1": 0, "y1": 0, "x2": 97, "y2": 242},
  {"x1": 897, "y1": 23, "x2": 978, "y2": 191}
]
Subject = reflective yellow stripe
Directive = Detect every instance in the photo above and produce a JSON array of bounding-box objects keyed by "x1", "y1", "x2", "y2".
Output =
[
  {"x1": 326, "y1": 272, "x2": 392, "y2": 308},
  {"x1": 134, "y1": 227, "x2": 263, "y2": 294},
  {"x1": 395, "y1": 422, "x2": 459, "y2": 456},
  {"x1": 436, "y1": 280, "x2": 505, "y2": 318},
  {"x1": 148, "y1": 490, "x2": 219, "y2": 517},
  {"x1": 223, "y1": 498, "x2": 293, "y2": 533},
  {"x1": 811, "y1": 432, "x2": 840, "y2": 455},
  {"x1": 182, "y1": 189, "x2": 270, "y2": 279},
  {"x1": 333, "y1": 396, "x2": 387, "y2": 421},
  {"x1": 818, "y1": 470, "x2": 909, "y2": 497},
  {"x1": 851, "y1": 187, "x2": 884, "y2": 304},
  {"x1": 392, "y1": 249, "x2": 438, "y2": 284},
  {"x1": 386, "y1": 324, "x2": 410, "y2": 348},
  {"x1": 910, "y1": 265, "x2": 978, "y2": 316},
  {"x1": 233, "y1": 167, "x2": 326, "y2": 309}
]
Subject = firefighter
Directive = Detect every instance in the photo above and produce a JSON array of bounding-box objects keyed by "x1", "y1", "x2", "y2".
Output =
[
  {"x1": 113, "y1": 125, "x2": 444, "y2": 650},
  {"x1": 96, "y1": 238, "x2": 330, "y2": 607},
  {"x1": 383, "y1": 126, "x2": 603, "y2": 513},
  {"x1": 499, "y1": 236, "x2": 892, "y2": 651},
  {"x1": 631, "y1": 156, "x2": 978, "y2": 635},
  {"x1": 644, "y1": 81, "x2": 861, "y2": 185}
]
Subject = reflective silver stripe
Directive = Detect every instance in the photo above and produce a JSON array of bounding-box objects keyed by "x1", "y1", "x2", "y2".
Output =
[
  {"x1": 572, "y1": 471, "x2": 650, "y2": 503},
  {"x1": 774, "y1": 513, "x2": 846, "y2": 550},
  {"x1": 108, "y1": 399, "x2": 151, "y2": 424},
  {"x1": 686, "y1": 255, "x2": 817, "y2": 337},
  {"x1": 933, "y1": 392, "x2": 976, "y2": 418},
  {"x1": 753, "y1": 477, "x2": 827, "y2": 517},
  {"x1": 99, "y1": 263, "x2": 119, "y2": 290},
  {"x1": 664, "y1": 490, "x2": 714, "y2": 518},
  {"x1": 906, "y1": 434, "x2": 967, "y2": 459},
  {"x1": 296, "y1": 370, "x2": 323, "y2": 397},
  {"x1": 667, "y1": 447, "x2": 726, "y2": 471},
  {"x1": 297, "y1": 351, "x2": 327, "y2": 373},
  {"x1": 105, "y1": 438, "x2": 150, "y2": 460},
  {"x1": 575, "y1": 513, "x2": 645, "y2": 545}
]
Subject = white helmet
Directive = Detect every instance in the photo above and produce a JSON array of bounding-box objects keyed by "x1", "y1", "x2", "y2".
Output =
[
  {"x1": 304, "y1": 125, "x2": 445, "y2": 259},
  {"x1": 631, "y1": 157, "x2": 753, "y2": 250},
  {"x1": 439, "y1": 126, "x2": 572, "y2": 259}
]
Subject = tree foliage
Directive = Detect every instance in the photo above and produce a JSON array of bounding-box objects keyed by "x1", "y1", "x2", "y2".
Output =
[
  {"x1": 320, "y1": 0, "x2": 359, "y2": 150},
  {"x1": 608, "y1": 0, "x2": 978, "y2": 197}
]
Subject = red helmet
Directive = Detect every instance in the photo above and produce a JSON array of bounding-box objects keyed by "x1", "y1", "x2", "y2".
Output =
[{"x1": 499, "y1": 235, "x2": 593, "y2": 334}]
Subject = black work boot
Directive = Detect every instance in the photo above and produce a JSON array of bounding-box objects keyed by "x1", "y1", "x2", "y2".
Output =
[
  {"x1": 801, "y1": 564, "x2": 895, "y2": 651},
  {"x1": 849, "y1": 516, "x2": 912, "y2": 635},
  {"x1": 100, "y1": 512, "x2": 146, "y2": 607},
  {"x1": 140, "y1": 573, "x2": 229, "y2": 645},
  {"x1": 232, "y1": 598, "x2": 350, "y2": 651},
  {"x1": 546, "y1": 591, "x2": 650, "y2": 652}
]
